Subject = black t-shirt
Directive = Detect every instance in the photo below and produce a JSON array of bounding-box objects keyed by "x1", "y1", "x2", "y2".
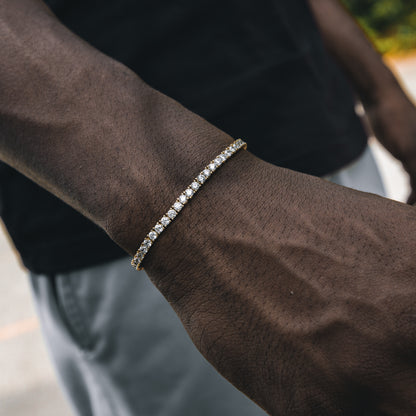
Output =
[{"x1": 0, "y1": 0, "x2": 367, "y2": 274}]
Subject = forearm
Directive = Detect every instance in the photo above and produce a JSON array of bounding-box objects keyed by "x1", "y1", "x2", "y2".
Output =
[
  {"x1": 0, "y1": 0, "x2": 233, "y2": 254},
  {"x1": 307, "y1": 0, "x2": 403, "y2": 106},
  {"x1": 1, "y1": 2, "x2": 416, "y2": 414}
]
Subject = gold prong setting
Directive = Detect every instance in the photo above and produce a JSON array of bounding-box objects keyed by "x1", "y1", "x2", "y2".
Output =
[{"x1": 132, "y1": 139, "x2": 247, "y2": 270}]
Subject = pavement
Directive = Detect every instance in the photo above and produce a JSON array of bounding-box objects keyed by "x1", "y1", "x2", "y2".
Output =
[
  {"x1": 0, "y1": 54, "x2": 415, "y2": 416},
  {"x1": 0, "y1": 227, "x2": 72, "y2": 416}
]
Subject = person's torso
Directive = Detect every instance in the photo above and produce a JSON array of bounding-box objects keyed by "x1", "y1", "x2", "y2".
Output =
[{"x1": 0, "y1": 0, "x2": 367, "y2": 273}]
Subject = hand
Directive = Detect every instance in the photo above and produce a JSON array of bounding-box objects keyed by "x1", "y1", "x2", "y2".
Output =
[
  {"x1": 132, "y1": 151, "x2": 416, "y2": 416},
  {"x1": 365, "y1": 91, "x2": 416, "y2": 204}
]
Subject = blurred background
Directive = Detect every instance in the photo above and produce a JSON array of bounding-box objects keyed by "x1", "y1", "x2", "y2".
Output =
[
  {"x1": 1, "y1": 2, "x2": 416, "y2": 415},
  {"x1": 342, "y1": 0, "x2": 416, "y2": 53}
]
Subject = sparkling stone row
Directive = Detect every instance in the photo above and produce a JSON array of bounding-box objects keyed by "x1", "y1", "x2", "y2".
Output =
[{"x1": 131, "y1": 138, "x2": 247, "y2": 270}]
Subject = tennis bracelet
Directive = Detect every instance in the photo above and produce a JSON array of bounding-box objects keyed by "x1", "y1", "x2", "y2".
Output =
[{"x1": 131, "y1": 138, "x2": 247, "y2": 270}]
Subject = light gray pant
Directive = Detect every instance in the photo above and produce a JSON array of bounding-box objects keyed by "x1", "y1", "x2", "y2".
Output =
[{"x1": 30, "y1": 146, "x2": 385, "y2": 416}]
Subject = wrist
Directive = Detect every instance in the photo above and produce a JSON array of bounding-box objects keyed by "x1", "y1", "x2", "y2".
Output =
[
  {"x1": 103, "y1": 87, "x2": 236, "y2": 256},
  {"x1": 138, "y1": 148, "x2": 262, "y2": 288}
]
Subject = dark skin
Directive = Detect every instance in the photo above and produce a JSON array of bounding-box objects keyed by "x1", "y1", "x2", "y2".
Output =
[{"x1": 1, "y1": 0, "x2": 415, "y2": 415}]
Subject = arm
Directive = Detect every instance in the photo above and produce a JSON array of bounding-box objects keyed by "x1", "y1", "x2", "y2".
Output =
[
  {"x1": 1, "y1": 1, "x2": 416, "y2": 414},
  {"x1": 0, "y1": 0, "x2": 234, "y2": 250},
  {"x1": 307, "y1": 0, "x2": 416, "y2": 203}
]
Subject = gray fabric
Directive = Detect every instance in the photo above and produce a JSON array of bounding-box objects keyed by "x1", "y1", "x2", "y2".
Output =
[
  {"x1": 30, "y1": 260, "x2": 267, "y2": 416},
  {"x1": 29, "y1": 145, "x2": 385, "y2": 416},
  {"x1": 324, "y1": 145, "x2": 386, "y2": 197}
]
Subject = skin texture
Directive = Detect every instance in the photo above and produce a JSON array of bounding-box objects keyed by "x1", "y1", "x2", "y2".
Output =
[
  {"x1": 0, "y1": 0, "x2": 415, "y2": 414},
  {"x1": 307, "y1": 0, "x2": 416, "y2": 204},
  {"x1": 145, "y1": 152, "x2": 416, "y2": 415}
]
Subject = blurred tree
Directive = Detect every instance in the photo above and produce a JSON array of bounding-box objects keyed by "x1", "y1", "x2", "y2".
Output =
[{"x1": 342, "y1": 0, "x2": 416, "y2": 53}]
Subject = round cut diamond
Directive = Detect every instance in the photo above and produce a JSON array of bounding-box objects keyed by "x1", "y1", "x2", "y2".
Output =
[
  {"x1": 167, "y1": 209, "x2": 177, "y2": 219},
  {"x1": 154, "y1": 223, "x2": 164, "y2": 234},
  {"x1": 148, "y1": 231, "x2": 158, "y2": 241},
  {"x1": 173, "y1": 201, "x2": 183, "y2": 212},
  {"x1": 197, "y1": 174, "x2": 206, "y2": 183},
  {"x1": 133, "y1": 260, "x2": 141, "y2": 269},
  {"x1": 191, "y1": 181, "x2": 200, "y2": 190},
  {"x1": 161, "y1": 216, "x2": 170, "y2": 226},
  {"x1": 133, "y1": 140, "x2": 248, "y2": 271}
]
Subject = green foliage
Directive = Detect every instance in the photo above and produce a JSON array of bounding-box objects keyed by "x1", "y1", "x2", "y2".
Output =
[{"x1": 342, "y1": 0, "x2": 416, "y2": 53}]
